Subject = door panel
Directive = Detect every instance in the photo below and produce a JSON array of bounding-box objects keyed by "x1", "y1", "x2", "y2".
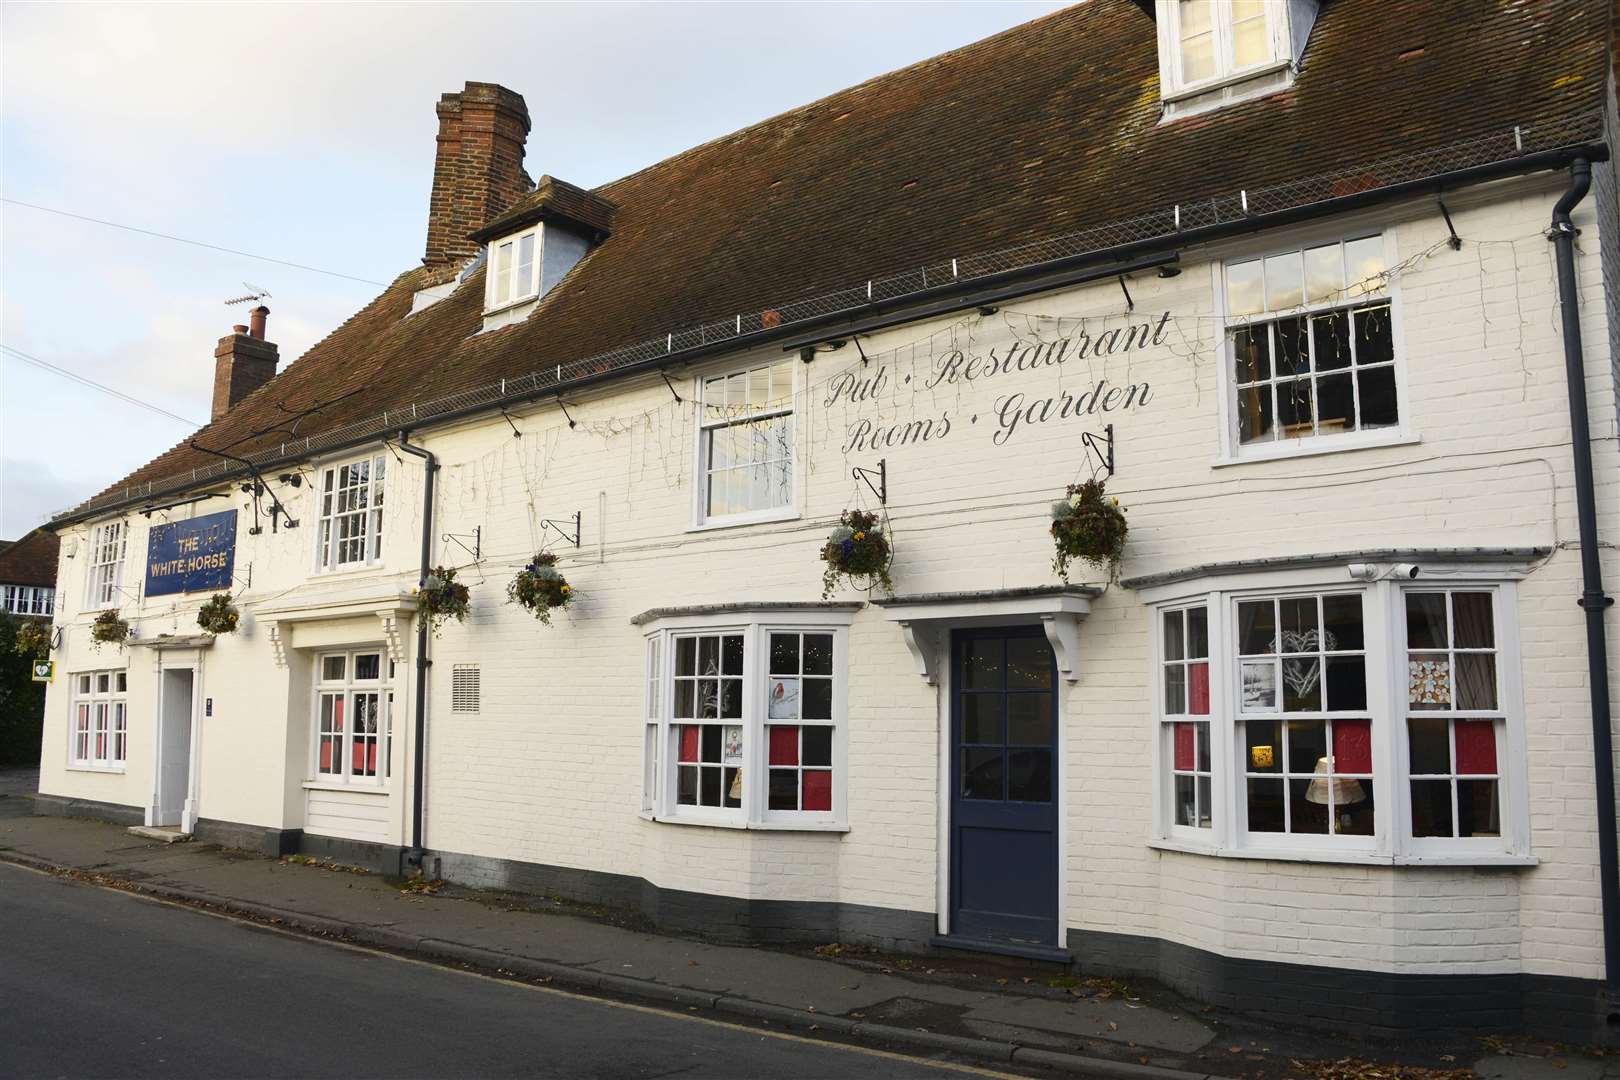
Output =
[{"x1": 950, "y1": 627, "x2": 1058, "y2": 947}]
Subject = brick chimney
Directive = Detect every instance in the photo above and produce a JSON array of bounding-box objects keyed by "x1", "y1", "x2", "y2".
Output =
[
  {"x1": 423, "y1": 82, "x2": 532, "y2": 266},
  {"x1": 212, "y1": 306, "x2": 278, "y2": 421}
]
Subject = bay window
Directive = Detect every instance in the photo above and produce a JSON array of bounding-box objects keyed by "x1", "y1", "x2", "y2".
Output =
[
  {"x1": 695, "y1": 358, "x2": 796, "y2": 525},
  {"x1": 1152, "y1": 575, "x2": 1527, "y2": 863},
  {"x1": 71, "y1": 669, "x2": 127, "y2": 769},
  {"x1": 315, "y1": 455, "x2": 386, "y2": 572},
  {"x1": 642, "y1": 612, "x2": 848, "y2": 828},
  {"x1": 311, "y1": 650, "x2": 390, "y2": 786}
]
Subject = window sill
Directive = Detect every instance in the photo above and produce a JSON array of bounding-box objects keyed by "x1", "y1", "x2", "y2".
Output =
[
  {"x1": 302, "y1": 780, "x2": 390, "y2": 795},
  {"x1": 481, "y1": 294, "x2": 540, "y2": 319},
  {"x1": 1149, "y1": 837, "x2": 1537, "y2": 868},
  {"x1": 1162, "y1": 60, "x2": 1292, "y2": 105},
  {"x1": 65, "y1": 764, "x2": 125, "y2": 775},
  {"x1": 687, "y1": 506, "x2": 801, "y2": 533},
  {"x1": 1213, "y1": 429, "x2": 1420, "y2": 468},
  {"x1": 649, "y1": 813, "x2": 848, "y2": 834},
  {"x1": 310, "y1": 562, "x2": 391, "y2": 581}
]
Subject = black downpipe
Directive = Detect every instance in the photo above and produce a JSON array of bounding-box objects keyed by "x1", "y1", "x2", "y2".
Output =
[
  {"x1": 396, "y1": 431, "x2": 438, "y2": 868},
  {"x1": 1550, "y1": 159, "x2": 1619, "y2": 1006}
]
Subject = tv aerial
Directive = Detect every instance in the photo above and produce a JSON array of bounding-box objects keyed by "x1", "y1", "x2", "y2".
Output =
[{"x1": 224, "y1": 282, "x2": 272, "y2": 306}]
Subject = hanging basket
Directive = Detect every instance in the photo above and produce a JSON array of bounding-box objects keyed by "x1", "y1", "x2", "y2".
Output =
[
  {"x1": 1050, "y1": 478, "x2": 1128, "y2": 583},
  {"x1": 820, "y1": 509, "x2": 894, "y2": 599},
  {"x1": 196, "y1": 593, "x2": 240, "y2": 636},
  {"x1": 507, "y1": 553, "x2": 573, "y2": 625},
  {"x1": 13, "y1": 619, "x2": 51, "y2": 659},
  {"x1": 414, "y1": 565, "x2": 471, "y2": 636},
  {"x1": 90, "y1": 609, "x2": 132, "y2": 651}
]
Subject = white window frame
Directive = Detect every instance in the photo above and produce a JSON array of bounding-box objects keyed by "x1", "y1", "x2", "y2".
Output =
[
  {"x1": 84, "y1": 521, "x2": 128, "y2": 608},
  {"x1": 1157, "y1": 0, "x2": 1290, "y2": 101},
  {"x1": 1146, "y1": 565, "x2": 1531, "y2": 866},
  {"x1": 308, "y1": 649, "x2": 391, "y2": 788},
  {"x1": 690, "y1": 356, "x2": 799, "y2": 529},
  {"x1": 483, "y1": 227, "x2": 541, "y2": 313},
  {"x1": 640, "y1": 610, "x2": 851, "y2": 831},
  {"x1": 1159, "y1": 603, "x2": 1216, "y2": 842},
  {"x1": 4, "y1": 585, "x2": 54, "y2": 615},
  {"x1": 314, "y1": 454, "x2": 387, "y2": 574},
  {"x1": 69, "y1": 668, "x2": 127, "y2": 770},
  {"x1": 1214, "y1": 229, "x2": 1416, "y2": 465}
]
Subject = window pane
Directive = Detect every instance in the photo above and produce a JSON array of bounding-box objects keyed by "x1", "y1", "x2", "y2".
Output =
[
  {"x1": 1408, "y1": 654, "x2": 1452, "y2": 708},
  {"x1": 1354, "y1": 304, "x2": 1394, "y2": 366},
  {"x1": 1238, "y1": 601, "x2": 1276, "y2": 654},
  {"x1": 1455, "y1": 720, "x2": 1498, "y2": 774},
  {"x1": 1231, "y1": 325, "x2": 1270, "y2": 383},
  {"x1": 1241, "y1": 661, "x2": 1278, "y2": 711},
  {"x1": 1226, "y1": 259, "x2": 1264, "y2": 317},
  {"x1": 1274, "y1": 316, "x2": 1309, "y2": 376},
  {"x1": 1164, "y1": 665, "x2": 1187, "y2": 715},
  {"x1": 1408, "y1": 717, "x2": 1452, "y2": 774},
  {"x1": 767, "y1": 677, "x2": 800, "y2": 720},
  {"x1": 1452, "y1": 593, "x2": 1495, "y2": 648},
  {"x1": 1276, "y1": 378, "x2": 1313, "y2": 438},
  {"x1": 677, "y1": 766, "x2": 698, "y2": 804},
  {"x1": 1181, "y1": 32, "x2": 1215, "y2": 83},
  {"x1": 1288, "y1": 777, "x2": 1331, "y2": 834},
  {"x1": 1311, "y1": 309, "x2": 1352, "y2": 371},
  {"x1": 1322, "y1": 594, "x2": 1364, "y2": 650},
  {"x1": 1456, "y1": 653, "x2": 1498, "y2": 710},
  {"x1": 1286, "y1": 719, "x2": 1327, "y2": 774},
  {"x1": 1186, "y1": 607, "x2": 1208, "y2": 658},
  {"x1": 1006, "y1": 637, "x2": 1052, "y2": 689},
  {"x1": 803, "y1": 726, "x2": 832, "y2": 767},
  {"x1": 1189, "y1": 661, "x2": 1210, "y2": 715},
  {"x1": 769, "y1": 769, "x2": 798, "y2": 811},
  {"x1": 701, "y1": 724, "x2": 722, "y2": 762},
  {"x1": 1333, "y1": 718, "x2": 1373, "y2": 773},
  {"x1": 700, "y1": 767, "x2": 722, "y2": 806},
  {"x1": 1237, "y1": 384, "x2": 1274, "y2": 444},
  {"x1": 962, "y1": 749, "x2": 1003, "y2": 800},
  {"x1": 1325, "y1": 656, "x2": 1367, "y2": 711},
  {"x1": 676, "y1": 637, "x2": 696, "y2": 676},
  {"x1": 1405, "y1": 594, "x2": 1448, "y2": 649},
  {"x1": 1162, "y1": 611, "x2": 1185, "y2": 661},
  {"x1": 1316, "y1": 373, "x2": 1353, "y2": 434},
  {"x1": 722, "y1": 634, "x2": 744, "y2": 675},
  {"x1": 1335, "y1": 780, "x2": 1375, "y2": 836},
  {"x1": 1007, "y1": 749, "x2": 1052, "y2": 803},
  {"x1": 1246, "y1": 777, "x2": 1285, "y2": 831},
  {"x1": 1457, "y1": 779, "x2": 1501, "y2": 837},
  {"x1": 1344, "y1": 237, "x2": 1386, "y2": 295},
  {"x1": 802, "y1": 770, "x2": 832, "y2": 812},
  {"x1": 516, "y1": 232, "x2": 536, "y2": 297},
  {"x1": 801, "y1": 677, "x2": 831, "y2": 720},
  {"x1": 1304, "y1": 244, "x2": 1344, "y2": 304},
  {"x1": 723, "y1": 767, "x2": 741, "y2": 808},
  {"x1": 1279, "y1": 597, "x2": 1317, "y2": 647},
  {"x1": 1007, "y1": 695, "x2": 1052, "y2": 745},
  {"x1": 1282, "y1": 658, "x2": 1322, "y2": 711},
  {"x1": 1232, "y1": 14, "x2": 1269, "y2": 68},
  {"x1": 674, "y1": 681, "x2": 694, "y2": 718},
  {"x1": 803, "y1": 634, "x2": 833, "y2": 676},
  {"x1": 354, "y1": 654, "x2": 380, "y2": 681},
  {"x1": 1410, "y1": 779, "x2": 1453, "y2": 837},
  {"x1": 1179, "y1": 0, "x2": 1211, "y2": 33},
  {"x1": 769, "y1": 633, "x2": 799, "y2": 675},
  {"x1": 963, "y1": 695, "x2": 1003, "y2": 744},
  {"x1": 962, "y1": 639, "x2": 1002, "y2": 689},
  {"x1": 1264, "y1": 253, "x2": 1304, "y2": 312}
]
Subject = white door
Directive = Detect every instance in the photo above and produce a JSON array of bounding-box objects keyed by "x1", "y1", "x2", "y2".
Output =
[{"x1": 155, "y1": 668, "x2": 194, "y2": 828}]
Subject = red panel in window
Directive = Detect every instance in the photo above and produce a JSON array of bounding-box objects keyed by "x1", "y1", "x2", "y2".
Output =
[
  {"x1": 1173, "y1": 723, "x2": 1195, "y2": 771},
  {"x1": 802, "y1": 770, "x2": 831, "y2": 811},
  {"x1": 319, "y1": 738, "x2": 333, "y2": 772},
  {"x1": 678, "y1": 725, "x2": 699, "y2": 762},
  {"x1": 1333, "y1": 718, "x2": 1373, "y2": 774},
  {"x1": 333, "y1": 697, "x2": 345, "y2": 733},
  {"x1": 366, "y1": 743, "x2": 378, "y2": 774},
  {"x1": 769, "y1": 726, "x2": 799, "y2": 766},
  {"x1": 1454, "y1": 720, "x2": 1497, "y2": 775},
  {"x1": 1188, "y1": 662, "x2": 1210, "y2": 716}
]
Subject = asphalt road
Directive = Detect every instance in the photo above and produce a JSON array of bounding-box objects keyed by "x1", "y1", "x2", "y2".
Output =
[{"x1": 0, "y1": 862, "x2": 997, "y2": 1080}]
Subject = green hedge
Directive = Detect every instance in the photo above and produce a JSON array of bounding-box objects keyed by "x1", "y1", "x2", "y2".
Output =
[{"x1": 0, "y1": 613, "x2": 46, "y2": 767}]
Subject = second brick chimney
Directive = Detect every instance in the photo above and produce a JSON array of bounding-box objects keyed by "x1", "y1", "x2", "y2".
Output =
[
  {"x1": 423, "y1": 82, "x2": 532, "y2": 266},
  {"x1": 212, "y1": 306, "x2": 279, "y2": 421}
]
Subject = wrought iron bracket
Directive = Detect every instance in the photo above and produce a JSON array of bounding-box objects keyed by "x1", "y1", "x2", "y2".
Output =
[
  {"x1": 1438, "y1": 198, "x2": 1461, "y2": 250},
  {"x1": 1082, "y1": 424, "x2": 1115, "y2": 478},
  {"x1": 442, "y1": 527, "x2": 482, "y2": 561},
  {"x1": 852, "y1": 459, "x2": 887, "y2": 505},
  {"x1": 542, "y1": 512, "x2": 582, "y2": 548},
  {"x1": 1118, "y1": 274, "x2": 1135, "y2": 311},
  {"x1": 659, "y1": 370, "x2": 683, "y2": 403}
]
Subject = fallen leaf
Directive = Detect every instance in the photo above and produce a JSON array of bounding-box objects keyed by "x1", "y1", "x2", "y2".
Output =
[{"x1": 1108, "y1": 1022, "x2": 1119, "y2": 1032}]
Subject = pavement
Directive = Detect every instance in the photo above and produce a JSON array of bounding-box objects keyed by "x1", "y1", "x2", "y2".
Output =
[{"x1": 0, "y1": 776, "x2": 1613, "y2": 1080}]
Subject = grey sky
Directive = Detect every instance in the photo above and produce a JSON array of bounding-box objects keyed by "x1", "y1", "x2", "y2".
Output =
[{"x1": 0, "y1": 0, "x2": 1068, "y2": 538}]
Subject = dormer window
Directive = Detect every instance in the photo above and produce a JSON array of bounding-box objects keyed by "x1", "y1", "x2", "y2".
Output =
[
  {"x1": 486, "y1": 227, "x2": 540, "y2": 311},
  {"x1": 1157, "y1": 0, "x2": 1315, "y2": 121}
]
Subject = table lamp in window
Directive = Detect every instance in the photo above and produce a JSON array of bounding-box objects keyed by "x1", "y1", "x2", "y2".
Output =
[{"x1": 1305, "y1": 755, "x2": 1366, "y2": 831}]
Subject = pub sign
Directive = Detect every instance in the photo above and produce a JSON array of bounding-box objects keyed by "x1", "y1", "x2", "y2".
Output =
[{"x1": 145, "y1": 509, "x2": 238, "y2": 597}]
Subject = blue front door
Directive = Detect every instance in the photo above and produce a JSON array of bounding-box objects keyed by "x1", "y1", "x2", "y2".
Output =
[{"x1": 950, "y1": 627, "x2": 1059, "y2": 947}]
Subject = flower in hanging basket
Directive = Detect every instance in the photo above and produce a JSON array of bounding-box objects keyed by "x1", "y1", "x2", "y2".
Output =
[
  {"x1": 1050, "y1": 478, "x2": 1128, "y2": 583},
  {"x1": 415, "y1": 565, "x2": 471, "y2": 635},
  {"x1": 820, "y1": 509, "x2": 894, "y2": 599},
  {"x1": 507, "y1": 552, "x2": 573, "y2": 625},
  {"x1": 90, "y1": 609, "x2": 132, "y2": 650},
  {"x1": 13, "y1": 619, "x2": 51, "y2": 659},
  {"x1": 196, "y1": 593, "x2": 240, "y2": 636}
]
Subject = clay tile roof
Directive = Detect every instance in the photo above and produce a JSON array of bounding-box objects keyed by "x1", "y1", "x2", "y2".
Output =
[
  {"x1": 0, "y1": 529, "x2": 60, "y2": 587},
  {"x1": 61, "y1": 0, "x2": 1612, "y2": 522},
  {"x1": 471, "y1": 175, "x2": 618, "y2": 243}
]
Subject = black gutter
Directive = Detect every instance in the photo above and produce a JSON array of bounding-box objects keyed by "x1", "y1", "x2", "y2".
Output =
[
  {"x1": 395, "y1": 431, "x2": 438, "y2": 870},
  {"x1": 1549, "y1": 158, "x2": 1619, "y2": 1009},
  {"x1": 50, "y1": 140, "x2": 1610, "y2": 531}
]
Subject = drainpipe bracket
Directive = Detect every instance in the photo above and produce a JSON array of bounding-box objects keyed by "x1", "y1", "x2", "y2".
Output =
[{"x1": 1578, "y1": 593, "x2": 1615, "y2": 611}]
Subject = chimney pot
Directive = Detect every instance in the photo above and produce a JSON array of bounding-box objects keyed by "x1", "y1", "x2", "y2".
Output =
[
  {"x1": 249, "y1": 305, "x2": 269, "y2": 340},
  {"x1": 232, "y1": 324, "x2": 249, "y2": 335}
]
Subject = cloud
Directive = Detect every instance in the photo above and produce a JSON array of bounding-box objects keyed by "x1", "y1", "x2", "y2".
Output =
[{"x1": 0, "y1": 456, "x2": 106, "y2": 537}]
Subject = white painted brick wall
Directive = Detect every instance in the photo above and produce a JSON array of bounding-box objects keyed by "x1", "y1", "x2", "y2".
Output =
[{"x1": 37, "y1": 178, "x2": 1619, "y2": 980}]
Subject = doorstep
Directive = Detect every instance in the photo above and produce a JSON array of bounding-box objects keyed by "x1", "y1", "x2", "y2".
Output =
[{"x1": 127, "y1": 825, "x2": 191, "y2": 844}]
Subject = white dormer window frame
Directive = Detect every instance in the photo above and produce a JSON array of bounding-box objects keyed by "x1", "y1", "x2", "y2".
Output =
[
  {"x1": 1157, "y1": 0, "x2": 1293, "y2": 106},
  {"x1": 484, "y1": 227, "x2": 541, "y2": 313}
]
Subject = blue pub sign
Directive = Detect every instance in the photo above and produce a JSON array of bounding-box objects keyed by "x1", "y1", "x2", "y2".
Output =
[{"x1": 145, "y1": 509, "x2": 238, "y2": 597}]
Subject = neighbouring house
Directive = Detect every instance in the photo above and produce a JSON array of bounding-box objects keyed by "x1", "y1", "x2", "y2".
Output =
[
  {"x1": 1, "y1": 529, "x2": 59, "y2": 620},
  {"x1": 0, "y1": 527, "x2": 60, "y2": 764},
  {"x1": 30, "y1": 1, "x2": 1620, "y2": 1041}
]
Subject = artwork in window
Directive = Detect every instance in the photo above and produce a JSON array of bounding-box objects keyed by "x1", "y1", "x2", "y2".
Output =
[
  {"x1": 1240, "y1": 662, "x2": 1277, "y2": 711},
  {"x1": 767, "y1": 678, "x2": 800, "y2": 720},
  {"x1": 1408, "y1": 657, "x2": 1451, "y2": 707}
]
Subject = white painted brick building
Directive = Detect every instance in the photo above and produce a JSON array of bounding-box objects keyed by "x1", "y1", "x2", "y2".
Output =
[{"x1": 30, "y1": 0, "x2": 1620, "y2": 1040}]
